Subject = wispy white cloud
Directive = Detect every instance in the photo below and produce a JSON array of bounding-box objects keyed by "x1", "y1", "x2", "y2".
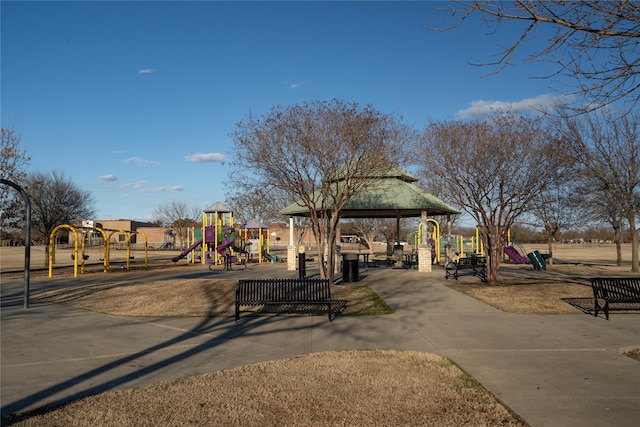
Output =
[
  {"x1": 284, "y1": 80, "x2": 303, "y2": 90},
  {"x1": 112, "y1": 149, "x2": 127, "y2": 154},
  {"x1": 184, "y1": 152, "x2": 226, "y2": 162},
  {"x1": 124, "y1": 156, "x2": 160, "y2": 166},
  {"x1": 121, "y1": 180, "x2": 185, "y2": 193},
  {"x1": 133, "y1": 180, "x2": 148, "y2": 190},
  {"x1": 98, "y1": 174, "x2": 118, "y2": 182},
  {"x1": 139, "y1": 185, "x2": 185, "y2": 193},
  {"x1": 138, "y1": 68, "x2": 155, "y2": 74},
  {"x1": 456, "y1": 94, "x2": 561, "y2": 119}
]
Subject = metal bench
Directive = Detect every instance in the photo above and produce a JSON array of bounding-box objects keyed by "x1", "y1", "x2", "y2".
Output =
[
  {"x1": 445, "y1": 256, "x2": 487, "y2": 282},
  {"x1": 589, "y1": 277, "x2": 640, "y2": 320},
  {"x1": 236, "y1": 278, "x2": 333, "y2": 322}
]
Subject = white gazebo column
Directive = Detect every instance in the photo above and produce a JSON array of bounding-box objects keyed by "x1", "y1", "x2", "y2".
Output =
[
  {"x1": 287, "y1": 217, "x2": 297, "y2": 271},
  {"x1": 418, "y1": 212, "x2": 432, "y2": 272}
]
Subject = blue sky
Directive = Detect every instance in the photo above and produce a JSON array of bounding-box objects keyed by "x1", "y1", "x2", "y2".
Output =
[{"x1": 2, "y1": 1, "x2": 566, "y2": 222}]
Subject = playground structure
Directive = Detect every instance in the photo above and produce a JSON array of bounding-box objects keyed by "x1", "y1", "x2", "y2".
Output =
[
  {"x1": 171, "y1": 202, "x2": 234, "y2": 266},
  {"x1": 171, "y1": 202, "x2": 272, "y2": 268},
  {"x1": 501, "y1": 233, "x2": 547, "y2": 270},
  {"x1": 240, "y1": 219, "x2": 272, "y2": 264},
  {"x1": 412, "y1": 222, "x2": 547, "y2": 269},
  {"x1": 48, "y1": 222, "x2": 148, "y2": 277},
  {"x1": 504, "y1": 245, "x2": 529, "y2": 263},
  {"x1": 413, "y1": 218, "x2": 484, "y2": 265}
]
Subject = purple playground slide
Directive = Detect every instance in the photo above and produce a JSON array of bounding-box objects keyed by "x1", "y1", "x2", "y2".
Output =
[
  {"x1": 171, "y1": 238, "x2": 203, "y2": 262},
  {"x1": 504, "y1": 246, "x2": 529, "y2": 264},
  {"x1": 216, "y1": 239, "x2": 234, "y2": 257}
]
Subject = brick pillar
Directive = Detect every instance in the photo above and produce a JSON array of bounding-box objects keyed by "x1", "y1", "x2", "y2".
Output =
[
  {"x1": 418, "y1": 245, "x2": 432, "y2": 272},
  {"x1": 288, "y1": 245, "x2": 297, "y2": 271}
]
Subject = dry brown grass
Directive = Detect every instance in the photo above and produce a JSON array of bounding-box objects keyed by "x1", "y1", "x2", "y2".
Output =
[
  {"x1": 5, "y1": 350, "x2": 525, "y2": 427},
  {"x1": 32, "y1": 279, "x2": 391, "y2": 317},
  {"x1": 446, "y1": 263, "x2": 632, "y2": 314},
  {"x1": 454, "y1": 282, "x2": 592, "y2": 314}
]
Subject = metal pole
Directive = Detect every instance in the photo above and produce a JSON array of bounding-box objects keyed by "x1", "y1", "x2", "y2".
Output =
[
  {"x1": 1, "y1": 179, "x2": 31, "y2": 308},
  {"x1": 298, "y1": 245, "x2": 306, "y2": 280}
]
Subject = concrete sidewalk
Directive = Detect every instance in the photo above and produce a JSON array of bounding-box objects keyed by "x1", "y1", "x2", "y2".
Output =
[{"x1": 2, "y1": 265, "x2": 639, "y2": 426}]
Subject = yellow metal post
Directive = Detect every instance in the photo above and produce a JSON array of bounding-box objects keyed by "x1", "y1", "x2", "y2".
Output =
[{"x1": 48, "y1": 224, "x2": 79, "y2": 278}]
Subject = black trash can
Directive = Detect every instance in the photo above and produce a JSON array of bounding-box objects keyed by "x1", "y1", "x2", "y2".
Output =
[{"x1": 342, "y1": 253, "x2": 359, "y2": 282}]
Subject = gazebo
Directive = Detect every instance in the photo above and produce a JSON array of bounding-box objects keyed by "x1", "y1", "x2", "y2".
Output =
[{"x1": 280, "y1": 165, "x2": 461, "y2": 272}]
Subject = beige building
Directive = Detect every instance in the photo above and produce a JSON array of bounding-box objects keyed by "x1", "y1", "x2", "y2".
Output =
[
  {"x1": 96, "y1": 220, "x2": 171, "y2": 249},
  {"x1": 93, "y1": 219, "x2": 316, "y2": 251}
]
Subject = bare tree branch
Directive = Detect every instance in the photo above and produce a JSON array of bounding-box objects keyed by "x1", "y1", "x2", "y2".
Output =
[
  {"x1": 25, "y1": 170, "x2": 95, "y2": 266},
  {"x1": 1, "y1": 128, "x2": 31, "y2": 236},
  {"x1": 231, "y1": 99, "x2": 411, "y2": 279},
  {"x1": 430, "y1": 1, "x2": 640, "y2": 113},
  {"x1": 152, "y1": 200, "x2": 201, "y2": 250},
  {"x1": 552, "y1": 105, "x2": 640, "y2": 271}
]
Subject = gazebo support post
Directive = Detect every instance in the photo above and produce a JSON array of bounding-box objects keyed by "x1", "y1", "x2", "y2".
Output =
[
  {"x1": 287, "y1": 216, "x2": 297, "y2": 271},
  {"x1": 418, "y1": 211, "x2": 432, "y2": 272},
  {"x1": 392, "y1": 213, "x2": 403, "y2": 267},
  {"x1": 334, "y1": 226, "x2": 341, "y2": 277},
  {"x1": 445, "y1": 214, "x2": 454, "y2": 263}
]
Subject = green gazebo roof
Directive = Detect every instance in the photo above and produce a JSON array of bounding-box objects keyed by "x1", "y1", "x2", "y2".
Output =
[{"x1": 280, "y1": 166, "x2": 460, "y2": 218}]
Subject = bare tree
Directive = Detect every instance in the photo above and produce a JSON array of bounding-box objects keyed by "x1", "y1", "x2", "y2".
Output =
[
  {"x1": 1, "y1": 129, "x2": 31, "y2": 237},
  {"x1": 225, "y1": 181, "x2": 312, "y2": 252},
  {"x1": 416, "y1": 113, "x2": 567, "y2": 284},
  {"x1": 25, "y1": 170, "x2": 95, "y2": 266},
  {"x1": 525, "y1": 170, "x2": 577, "y2": 264},
  {"x1": 583, "y1": 186, "x2": 627, "y2": 266},
  {"x1": 553, "y1": 107, "x2": 640, "y2": 272},
  {"x1": 231, "y1": 99, "x2": 411, "y2": 279},
  {"x1": 433, "y1": 1, "x2": 640, "y2": 114},
  {"x1": 225, "y1": 181, "x2": 294, "y2": 224},
  {"x1": 343, "y1": 218, "x2": 387, "y2": 256},
  {"x1": 152, "y1": 201, "x2": 201, "y2": 250}
]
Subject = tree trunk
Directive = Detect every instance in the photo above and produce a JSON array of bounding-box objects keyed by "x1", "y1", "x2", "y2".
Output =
[
  {"x1": 546, "y1": 238, "x2": 554, "y2": 266},
  {"x1": 487, "y1": 245, "x2": 500, "y2": 284},
  {"x1": 317, "y1": 229, "x2": 327, "y2": 280},
  {"x1": 309, "y1": 216, "x2": 326, "y2": 279},
  {"x1": 614, "y1": 224, "x2": 623, "y2": 267},
  {"x1": 325, "y1": 212, "x2": 343, "y2": 283},
  {"x1": 484, "y1": 232, "x2": 500, "y2": 285},
  {"x1": 629, "y1": 215, "x2": 639, "y2": 273},
  {"x1": 362, "y1": 234, "x2": 376, "y2": 256}
]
